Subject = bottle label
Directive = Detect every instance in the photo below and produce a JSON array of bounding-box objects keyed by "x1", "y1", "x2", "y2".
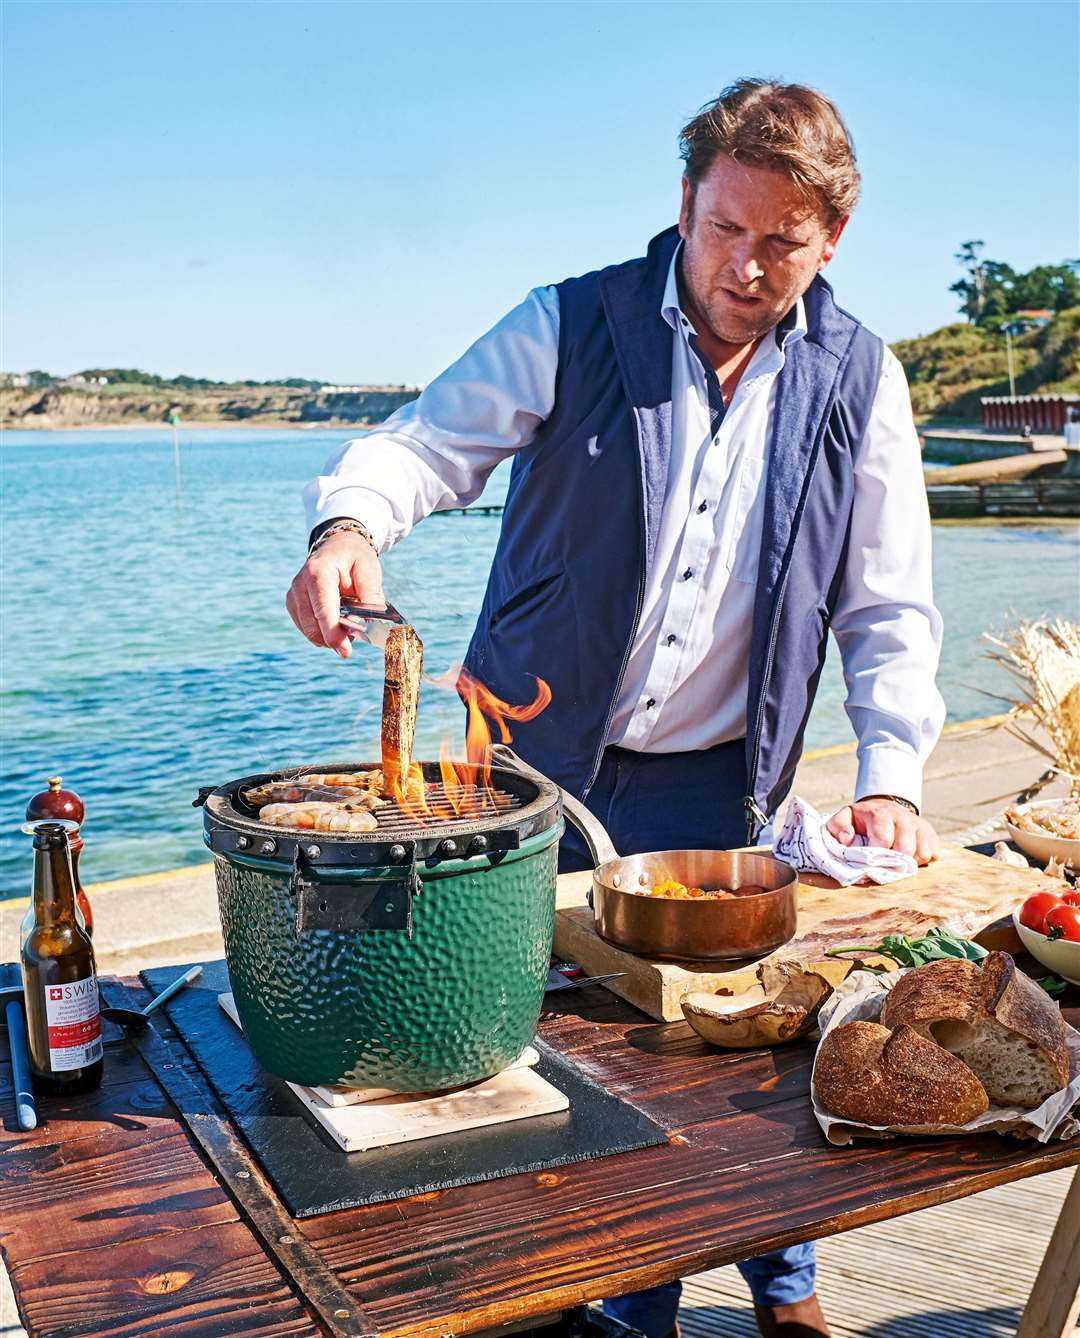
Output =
[{"x1": 44, "y1": 977, "x2": 102, "y2": 1071}]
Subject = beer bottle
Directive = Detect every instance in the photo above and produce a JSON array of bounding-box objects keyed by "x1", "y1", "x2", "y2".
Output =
[{"x1": 20, "y1": 821, "x2": 103, "y2": 1095}]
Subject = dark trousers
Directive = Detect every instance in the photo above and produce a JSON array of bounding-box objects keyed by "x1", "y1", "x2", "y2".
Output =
[
  {"x1": 558, "y1": 742, "x2": 816, "y2": 1334},
  {"x1": 557, "y1": 738, "x2": 750, "y2": 874}
]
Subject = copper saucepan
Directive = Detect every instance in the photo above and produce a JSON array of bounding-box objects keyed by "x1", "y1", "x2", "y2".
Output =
[{"x1": 491, "y1": 747, "x2": 799, "y2": 962}]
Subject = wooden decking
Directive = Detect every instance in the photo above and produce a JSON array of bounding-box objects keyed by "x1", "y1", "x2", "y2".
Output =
[{"x1": 680, "y1": 1167, "x2": 1079, "y2": 1337}]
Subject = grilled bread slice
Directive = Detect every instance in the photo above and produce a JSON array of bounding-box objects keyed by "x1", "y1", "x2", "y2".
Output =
[
  {"x1": 815, "y1": 1020, "x2": 990, "y2": 1126},
  {"x1": 381, "y1": 624, "x2": 424, "y2": 796},
  {"x1": 880, "y1": 952, "x2": 1069, "y2": 1110}
]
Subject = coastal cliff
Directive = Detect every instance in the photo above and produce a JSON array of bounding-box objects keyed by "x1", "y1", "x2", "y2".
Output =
[{"x1": 0, "y1": 383, "x2": 419, "y2": 429}]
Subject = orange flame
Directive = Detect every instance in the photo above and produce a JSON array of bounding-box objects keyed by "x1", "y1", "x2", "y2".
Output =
[
  {"x1": 389, "y1": 760, "x2": 431, "y2": 823},
  {"x1": 429, "y1": 667, "x2": 552, "y2": 789},
  {"x1": 379, "y1": 667, "x2": 551, "y2": 826}
]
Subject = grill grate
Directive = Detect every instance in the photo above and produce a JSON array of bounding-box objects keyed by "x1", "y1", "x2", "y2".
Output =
[{"x1": 372, "y1": 782, "x2": 522, "y2": 834}]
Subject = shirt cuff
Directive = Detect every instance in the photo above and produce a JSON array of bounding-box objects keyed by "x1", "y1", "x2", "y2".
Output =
[
  {"x1": 303, "y1": 485, "x2": 396, "y2": 554},
  {"x1": 854, "y1": 746, "x2": 925, "y2": 813}
]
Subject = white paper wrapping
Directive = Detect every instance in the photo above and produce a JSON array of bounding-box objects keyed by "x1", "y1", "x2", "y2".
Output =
[
  {"x1": 811, "y1": 968, "x2": 1080, "y2": 1145},
  {"x1": 774, "y1": 795, "x2": 919, "y2": 886}
]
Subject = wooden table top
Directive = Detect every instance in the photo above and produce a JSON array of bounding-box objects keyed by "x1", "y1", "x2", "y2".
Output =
[{"x1": 2, "y1": 971, "x2": 1078, "y2": 1338}]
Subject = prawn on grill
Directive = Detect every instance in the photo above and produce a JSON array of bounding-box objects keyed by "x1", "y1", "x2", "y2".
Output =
[
  {"x1": 258, "y1": 802, "x2": 379, "y2": 833},
  {"x1": 296, "y1": 770, "x2": 383, "y2": 791},
  {"x1": 243, "y1": 781, "x2": 384, "y2": 808}
]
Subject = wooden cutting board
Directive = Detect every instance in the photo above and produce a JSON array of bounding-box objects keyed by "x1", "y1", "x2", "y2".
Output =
[{"x1": 553, "y1": 844, "x2": 1061, "y2": 1021}]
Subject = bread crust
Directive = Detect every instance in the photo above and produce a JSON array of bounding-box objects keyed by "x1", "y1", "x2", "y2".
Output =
[
  {"x1": 880, "y1": 952, "x2": 1069, "y2": 1097},
  {"x1": 381, "y1": 625, "x2": 424, "y2": 794},
  {"x1": 815, "y1": 1021, "x2": 990, "y2": 1126}
]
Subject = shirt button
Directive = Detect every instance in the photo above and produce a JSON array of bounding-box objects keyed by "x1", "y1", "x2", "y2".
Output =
[
  {"x1": 683, "y1": 568, "x2": 693, "y2": 581},
  {"x1": 697, "y1": 500, "x2": 709, "y2": 513},
  {"x1": 665, "y1": 634, "x2": 677, "y2": 646},
  {"x1": 645, "y1": 698, "x2": 656, "y2": 709}
]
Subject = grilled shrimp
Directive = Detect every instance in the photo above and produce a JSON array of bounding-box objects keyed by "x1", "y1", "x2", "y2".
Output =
[
  {"x1": 297, "y1": 771, "x2": 382, "y2": 791},
  {"x1": 258, "y1": 802, "x2": 378, "y2": 833},
  {"x1": 243, "y1": 782, "x2": 368, "y2": 808}
]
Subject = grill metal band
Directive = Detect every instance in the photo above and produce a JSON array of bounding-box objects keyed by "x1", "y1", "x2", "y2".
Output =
[{"x1": 199, "y1": 760, "x2": 560, "y2": 870}]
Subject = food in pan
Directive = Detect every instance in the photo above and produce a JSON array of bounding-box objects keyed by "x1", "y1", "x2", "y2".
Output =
[
  {"x1": 1005, "y1": 798, "x2": 1080, "y2": 840},
  {"x1": 644, "y1": 878, "x2": 767, "y2": 899},
  {"x1": 257, "y1": 802, "x2": 379, "y2": 833},
  {"x1": 880, "y1": 951, "x2": 1069, "y2": 1109},
  {"x1": 815, "y1": 1020, "x2": 991, "y2": 1126},
  {"x1": 647, "y1": 879, "x2": 733, "y2": 899}
]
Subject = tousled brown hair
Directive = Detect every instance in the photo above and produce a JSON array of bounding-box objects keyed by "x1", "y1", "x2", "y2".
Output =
[{"x1": 679, "y1": 79, "x2": 860, "y2": 226}]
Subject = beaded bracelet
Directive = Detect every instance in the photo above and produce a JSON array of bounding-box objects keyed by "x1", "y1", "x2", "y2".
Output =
[{"x1": 307, "y1": 518, "x2": 379, "y2": 559}]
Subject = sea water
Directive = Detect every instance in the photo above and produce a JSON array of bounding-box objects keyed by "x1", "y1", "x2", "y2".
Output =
[{"x1": 1, "y1": 427, "x2": 1076, "y2": 887}]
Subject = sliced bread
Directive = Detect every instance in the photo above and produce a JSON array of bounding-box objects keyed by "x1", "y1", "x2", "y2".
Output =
[
  {"x1": 815, "y1": 1020, "x2": 990, "y2": 1126},
  {"x1": 880, "y1": 951, "x2": 1069, "y2": 1110}
]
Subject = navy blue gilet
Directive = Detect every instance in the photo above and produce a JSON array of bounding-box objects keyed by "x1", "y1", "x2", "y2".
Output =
[{"x1": 463, "y1": 226, "x2": 883, "y2": 836}]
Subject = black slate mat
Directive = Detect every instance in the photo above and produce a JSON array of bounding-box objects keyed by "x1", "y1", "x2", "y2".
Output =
[{"x1": 142, "y1": 960, "x2": 668, "y2": 1217}]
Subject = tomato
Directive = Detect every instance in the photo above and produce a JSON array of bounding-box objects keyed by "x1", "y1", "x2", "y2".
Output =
[
  {"x1": 1061, "y1": 889, "x2": 1080, "y2": 909},
  {"x1": 1044, "y1": 904, "x2": 1080, "y2": 943},
  {"x1": 1019, "y1": 891, "x2": 1063, "y2": 933}
]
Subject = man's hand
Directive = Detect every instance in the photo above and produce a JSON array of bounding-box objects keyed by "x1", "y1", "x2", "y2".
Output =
[
  {"x1": 286, "y1": 532, "x2": 384, "y2": 659},
  {"x1": 826, "y1": 796, "x2": 939, "y2": 866}
]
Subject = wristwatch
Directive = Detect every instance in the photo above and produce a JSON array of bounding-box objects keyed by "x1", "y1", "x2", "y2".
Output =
[{"x1": 860, "y1": 793, "x2": 920, "y2": 816}]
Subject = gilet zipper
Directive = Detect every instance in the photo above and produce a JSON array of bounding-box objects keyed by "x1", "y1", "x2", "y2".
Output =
[{"x1": 743, "y1": 561, "x2": 792, "y2": 843}]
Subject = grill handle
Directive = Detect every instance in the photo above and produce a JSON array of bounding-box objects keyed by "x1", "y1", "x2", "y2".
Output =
[
  {"x1": 491, "y1": 745, "x2": 619, "y2": 867},
  {"x1": 289, "y1": 845, "x2": 418, "y2": 938}
]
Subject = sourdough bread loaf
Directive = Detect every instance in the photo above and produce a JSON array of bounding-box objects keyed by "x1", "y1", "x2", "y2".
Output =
[
  {"x1": 880, "y1": 951, "x2": 1069, "y2": 1110},
  {"x1": 815, "y1": 1021, "x2": 990, "y2": 1126}
]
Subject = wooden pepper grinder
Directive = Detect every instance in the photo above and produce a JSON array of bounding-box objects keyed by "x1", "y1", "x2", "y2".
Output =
[{"x1": 26, "y1": 777, "x2": 93, "y2": 936}]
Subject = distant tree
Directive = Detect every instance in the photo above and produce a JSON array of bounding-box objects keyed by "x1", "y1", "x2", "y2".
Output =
[
  {"x1": 1010, "y1": 261, "x2": 1080, "y2": 313},
  {"x1": 26, "y1": 369, "x2": 53, "y2": 387},
  {"x1": 951, "y1": 244, "x2": 1080, "y2": 327},
  {"x1": 950, "y1": 240, "x2": 988, "y2": 322},
  {"x1": 79, "y1": 368, "x2": 164, "y2": 386}
]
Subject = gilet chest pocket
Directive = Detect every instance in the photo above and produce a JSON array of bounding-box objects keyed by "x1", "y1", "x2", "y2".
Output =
[{"x1": 727, "y1": 455, "x2": 767, "y2": 584}]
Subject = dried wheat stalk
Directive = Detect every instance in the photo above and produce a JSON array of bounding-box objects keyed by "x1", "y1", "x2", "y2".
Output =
[{"x1": 983, "y1": 618, "x2": 1080, "y2": 795}]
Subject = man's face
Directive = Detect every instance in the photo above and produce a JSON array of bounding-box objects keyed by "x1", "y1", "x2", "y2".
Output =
[{"x1": 678, "y1": 153, "x2": 847, "y2": 346}]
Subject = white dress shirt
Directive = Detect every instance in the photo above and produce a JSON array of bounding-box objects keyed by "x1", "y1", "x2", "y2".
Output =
[{"x1": 305, "y1": 247, "x2": 946, "y2": 808}]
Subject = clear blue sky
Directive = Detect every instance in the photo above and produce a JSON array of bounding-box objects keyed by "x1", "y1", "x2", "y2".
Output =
[{"x1": 3, "y1": 0, "x2": 1076, "y2": 384}]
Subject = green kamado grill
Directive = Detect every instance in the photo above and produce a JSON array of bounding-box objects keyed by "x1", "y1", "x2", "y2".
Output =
[{"x1": 200, "y1": 759, "x2": 562, "y2": 1093}]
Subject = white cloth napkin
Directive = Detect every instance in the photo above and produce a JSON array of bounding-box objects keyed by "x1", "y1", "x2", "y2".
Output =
[{"x1": 773, "y1": 795, "x2": 918, "y2": 886}]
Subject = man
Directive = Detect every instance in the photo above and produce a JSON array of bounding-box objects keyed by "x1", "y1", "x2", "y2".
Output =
[{"x1": 289, "y1": 79, "x2": 945, "y2": 1338}]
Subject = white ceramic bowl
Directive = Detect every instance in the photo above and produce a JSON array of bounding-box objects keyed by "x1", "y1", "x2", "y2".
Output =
[
  {"x1": 1003, "y1": 798, "x2": 1080, "y2": 869},
  {"x1": 1013, "y1": 909, "x2": 1080, "y2": 986}
]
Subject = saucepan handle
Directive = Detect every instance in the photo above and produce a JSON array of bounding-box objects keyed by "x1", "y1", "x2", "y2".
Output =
[{"x1": 491, "y1": 745, "x2": 620, "y2": 867}]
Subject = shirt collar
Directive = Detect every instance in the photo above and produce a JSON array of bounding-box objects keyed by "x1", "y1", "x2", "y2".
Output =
[{"x1": 660, "y1": 240, "x2": 807, "y2": 351}]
